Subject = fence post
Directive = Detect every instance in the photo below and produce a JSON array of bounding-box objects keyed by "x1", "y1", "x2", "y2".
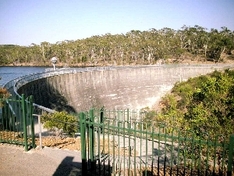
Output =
[
  {"x1": 3, "y1": 101, "x2": 10, "y2": 130},
  {"x1": 2, "y1": 101, "x2": 6, "y2": 130},
  {"x1": 100, "y1": 107, "x2": 104, "y2": 134},
  {"x1": 227, "y1": 134, "x2": 234, "y2": 176},
  {"x1": 89, "y1": 109, "x2": 96, "y2": 172},
  {"x1": 29, "y1": 95, "x2": 35, "y2": 148},
  {"x1": 21, "y1": 94, "x2": 28, "y2": 151},
  {"x1": 79, "y1": 112, "x2": 87, "y2": 176}
]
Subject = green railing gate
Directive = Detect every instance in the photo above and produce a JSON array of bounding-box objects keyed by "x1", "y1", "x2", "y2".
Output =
[
  {"x1": 0, "y1": 94, "x2": 35, "y2": 151},
  {"x1": 80, "y1": 109, "x2": 234, "y2": 176}
]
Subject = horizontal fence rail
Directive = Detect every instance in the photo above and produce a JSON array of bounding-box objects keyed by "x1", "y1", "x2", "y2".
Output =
[{"x1": 79, "y1": 109, "x2": 234, "y2": 176}]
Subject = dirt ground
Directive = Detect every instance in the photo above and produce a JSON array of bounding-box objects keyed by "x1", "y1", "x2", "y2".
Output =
[{"x1": 35, "y1": 136, "x2": 82, "y2": 151}]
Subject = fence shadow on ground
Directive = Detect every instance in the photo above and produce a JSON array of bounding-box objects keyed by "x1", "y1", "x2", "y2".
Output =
[
  {"x1": 53, "y1": 156, "x2": 113, "y2": 176},
  {"x1": 53, "y1": 156, "x2": 82, "y2": 176}
]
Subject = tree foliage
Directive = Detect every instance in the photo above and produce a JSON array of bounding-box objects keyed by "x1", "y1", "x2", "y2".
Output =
[
  {"x1": 158, "y1": 69, "x2": 234, "y2": 140},
  {"x1": 1, "y1": 25, "x2": 234, "y2": 66}
]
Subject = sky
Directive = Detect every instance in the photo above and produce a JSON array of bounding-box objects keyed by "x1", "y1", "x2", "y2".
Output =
[{"x1": 0, "y1": 0, "x2": 234, "y2": 46}]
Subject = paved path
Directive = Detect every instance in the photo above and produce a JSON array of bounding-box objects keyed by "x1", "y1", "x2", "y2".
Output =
[{"x1": 0, "y1": 144, "x2": 82, "y2": 176}]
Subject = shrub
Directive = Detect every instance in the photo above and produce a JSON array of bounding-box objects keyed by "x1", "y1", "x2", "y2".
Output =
[
  {"x1": 41, "y1": 111, "x2": 78, "y2": 136},
  {"x1": 158, "y1": 69, "x2": 234, "y2": 140},
  {"x1": 0, "y1": 87, "x2": 11, "y2": 107}
]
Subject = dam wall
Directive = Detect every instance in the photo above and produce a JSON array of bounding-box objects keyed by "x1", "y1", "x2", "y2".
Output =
[{"x1": 13, "y1": 64, "x2": 233, "y2": 112}]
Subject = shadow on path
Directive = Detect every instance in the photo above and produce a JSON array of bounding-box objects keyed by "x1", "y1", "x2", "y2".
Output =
[{"x1": 53, "y1": 156, "x2": 82, "y2": 176}]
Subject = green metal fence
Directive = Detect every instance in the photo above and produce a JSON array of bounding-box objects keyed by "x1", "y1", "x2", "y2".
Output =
[
  {"x1": 0, "y1": 95, "x2": 35, "y2": 151},
  {"x1": 79, "y1": 109, "x2": 234, "y2": 176},
  {"x1": 1, "y1": 98, "x2": 233, "y2": 175}
]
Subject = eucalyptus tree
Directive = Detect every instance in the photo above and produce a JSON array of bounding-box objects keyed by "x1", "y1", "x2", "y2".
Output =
[
  {"x1": 28, "y1": 43, "x2": 42, "y2": 64},
  {"x1": 40, "y1": 41, "x2": 52, "y2": 64},
  {"x1": 206, "y1": 28, "x2": 230, "y2": 61},
  {"x1": 219, "y1": 27, "x2": 234, "y2": 54}
]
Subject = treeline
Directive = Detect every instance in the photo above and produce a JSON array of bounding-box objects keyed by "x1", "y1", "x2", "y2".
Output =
[{"x1": 1, "y1": 25, "x2": 234, "y2": 66}]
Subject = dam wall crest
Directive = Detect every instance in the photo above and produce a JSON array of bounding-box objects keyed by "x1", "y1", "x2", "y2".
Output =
[{"x1": 4, "y1": 64, "x2": 233, "y2": 112}]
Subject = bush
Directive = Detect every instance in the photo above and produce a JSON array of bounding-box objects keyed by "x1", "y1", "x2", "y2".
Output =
[
  {"x1": 158, "y1": 69, "x2": 234, "y2": 140},
  {"x1": 41, "y1": 111, "x2": 78, "y2": 136},
  {"x1": 0, "y1": 87, "x2": 11, "y2": 107}
]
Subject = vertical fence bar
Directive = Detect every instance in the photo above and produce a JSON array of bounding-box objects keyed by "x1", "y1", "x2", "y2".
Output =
[
  {"x1": 134, "y1": 121, "x2": 137, "y2": 175},
  {"x1": 100, "y1": 107, "x2": 104, "y2": 134},
  {"x1": 79, "y1": 112, "x2": 87, "y2": 176},
  {"x1": 3, "y1": 101, "x2": 7, "y2": 130},
  {"x1": 157, "y1": 125, "x2": 161, "y2": 175},
  {"x1": 1, "y1": 103, "x2": 3, "y2": 131},
  {"x1": 11, "y1": 101, "x2": 16, "y2": 132},
  {"x1": 163, "y1": 126, "x2": 167, "y2": 175},
  {"x1": 29, "y1": 95, "x2": 35, "y2": 148},
  {"x1": 38, "y1": 115, "x2": 42, "y2": 149},
  {"x1": 107, "y1": 118, "x2": 111, "y2": 174},
  {"x1": 4, "y1": 102, "x2": 9, "y2": 130},
  {"x1": 184, "y1": 131, "x2": 190, "y2": 175},
  {"x1": 170, "y1": 129, "x2": 175, "y2": 175},
  {"x1": 151, "y1": 124, "x2": 154, "y2": 176},
  {"x1": 89, "y1": 109, "x2": 95, "y2": 172},
  {"x1": 97, "y1": 109, "x2": 102, "y2": 174},
  {"x1": 117, "y1": 120, "x2": 121, "y2": 173},
  {"x1": 176, "y1": 129, "x2": 181, "y2": 175},
  {"x1": 212, "y1": 136, "x2": 218, "y2": 175},
  {"x1": 145, "y1": 124, "x2": 148, "y2": 176},
  {"x1": 127, "y1": 110, "x2": 131, "y2": 176},
  {"x1": 21, "y1": 94, "x2": 28, "y2": 151},
  {"x1": 221, "y1": 140, "x2": 227, "y2": 175},
  {"x1": 140, "y1": 122, "x2": 143, "y2": 174},
  {"x1": 102, "y1": 110, "x2": 106, "y2": 175},
  {"x1": 122, "y1": 111, "x2": 126, "y2": 175},
  {"x1": 227, "y1": 134, "x2": 234, "y2": 176},
  {"x1": 205, "y1": 136, "x2": 210, "y2": 176},
  {"x1": 197, "y1": 137, "x2": 202, "y2": 175}
]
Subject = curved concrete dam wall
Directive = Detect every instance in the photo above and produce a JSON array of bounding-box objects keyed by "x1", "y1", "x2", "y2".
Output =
[{"x1": 16, "y1": 65, "x2": 233, "y2": 112}]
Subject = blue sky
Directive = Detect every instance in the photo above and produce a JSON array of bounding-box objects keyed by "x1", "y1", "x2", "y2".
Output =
[{"x1": 0, "y1": 0, "x2": 234, "y2": 46}]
